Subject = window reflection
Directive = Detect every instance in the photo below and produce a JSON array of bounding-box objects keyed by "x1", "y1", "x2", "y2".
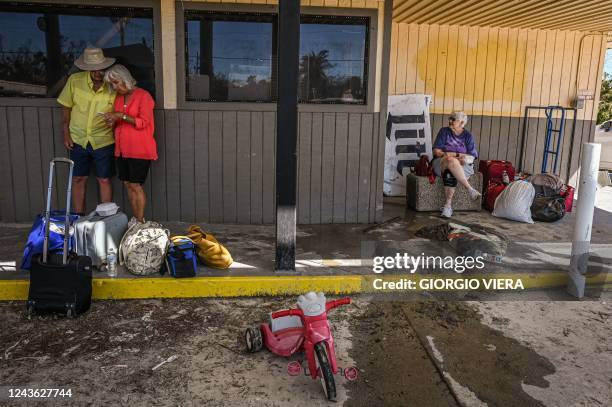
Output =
[
  {"x1": 0, "y1": 4, "x2": 154, "y2": 98},
  {"x1": 186, "y1": 12, "x2": 275, "y2": 102},
  {"x1": 184, "y1": 11, "x2": 369, "y2": 105},
  {"x1": 299, "y1": 17, "x2": 368, "y2": 104}
]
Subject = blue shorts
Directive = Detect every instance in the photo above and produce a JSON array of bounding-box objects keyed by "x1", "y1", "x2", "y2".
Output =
[{"x1": 70, "y1": 143, "x2": 116, "y2": 178}]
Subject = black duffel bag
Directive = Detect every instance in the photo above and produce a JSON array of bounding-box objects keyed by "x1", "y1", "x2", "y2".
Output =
[{"x1": 531, "y1": 195, "x2": 565, "y2": 222}]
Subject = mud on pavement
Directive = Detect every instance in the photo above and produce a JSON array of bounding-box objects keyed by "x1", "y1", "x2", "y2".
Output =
[
  {"x1": 345, "y1": 301, "x2": 556, "y2": 407},
  {"x1": 0, "y1": 297, "x2": 609, "y2": 406}
]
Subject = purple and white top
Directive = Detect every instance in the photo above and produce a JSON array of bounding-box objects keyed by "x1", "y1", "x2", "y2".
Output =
[{"x1": 433, "y1": 127, "x2": 478, "y2": 158}]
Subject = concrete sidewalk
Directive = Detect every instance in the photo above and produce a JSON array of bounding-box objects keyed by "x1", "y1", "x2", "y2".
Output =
[{"x1": 1, "y1": 194, "x2": 611, "y2": 299}]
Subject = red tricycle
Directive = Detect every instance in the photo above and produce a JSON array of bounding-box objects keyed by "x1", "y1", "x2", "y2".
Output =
[{"x1": 244, "y1": 292, "x2": 356, "y2": 401}]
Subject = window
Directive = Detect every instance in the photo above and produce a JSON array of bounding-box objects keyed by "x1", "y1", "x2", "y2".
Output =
[
  {"x1": 0, "y1": 3, "x2": 154, "y2": 98},
  {"x1": 184, "y1": 11, "x2": 369, "y2": 104},
  {"x1": 299, "y1": 15, "x2": 368, "y2": 104},
  {"x1": 185, "y1": 11, "x2": 276, "y2": 102}
]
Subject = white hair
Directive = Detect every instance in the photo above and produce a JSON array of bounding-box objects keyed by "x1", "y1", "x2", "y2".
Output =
[
  {"x1": 451, "y1": 111, "x2": 468, "y2": 126},
  {"x1": 104, "y1": 64, "x2": 137, "y2": 90}
]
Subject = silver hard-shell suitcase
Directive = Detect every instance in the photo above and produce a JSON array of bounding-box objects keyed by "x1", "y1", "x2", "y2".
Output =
[{"x1": 73, "y1": 211, "x2": 128, "y2": 267}]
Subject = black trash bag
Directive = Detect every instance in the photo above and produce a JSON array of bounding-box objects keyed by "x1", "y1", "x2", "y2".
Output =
[
  {"x1": 531, "y1": 196, "x2": 565, "y2": 222},
  {"x1": 532, "y1": 184, "x2": 559, "y2": 198}
]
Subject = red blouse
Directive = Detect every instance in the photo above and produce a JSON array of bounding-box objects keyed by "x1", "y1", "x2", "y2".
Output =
[{"x1": 113, "y1": 87, "x2": 157, "y2": 160}]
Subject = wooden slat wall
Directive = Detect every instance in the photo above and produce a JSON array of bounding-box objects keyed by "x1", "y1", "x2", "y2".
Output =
[
  {"x1": 0, "y1": 108, "x2": 381, "y2": 224},
  {"x1": 0, "y1": 106, "x2": 93, "y2": 221}
]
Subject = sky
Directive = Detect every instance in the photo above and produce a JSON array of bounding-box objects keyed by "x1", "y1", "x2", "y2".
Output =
[
  {"x1": 605, "y1": 49, "x2": 612, "y2": 76},
  {"x1": 596, "y1": 50, "x2": 610, "y2": 126}
]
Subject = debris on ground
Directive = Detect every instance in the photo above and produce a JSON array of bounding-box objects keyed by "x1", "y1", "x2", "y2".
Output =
[
  {"x1": 416, "y1": 222, "x2": 508, "y2": 260},
  {"x1": 152, "y1": 355, "x2": 178, "y2": 371},
  {"x1": 0, "y1": 297, "x2": 610, "y2": 406}
]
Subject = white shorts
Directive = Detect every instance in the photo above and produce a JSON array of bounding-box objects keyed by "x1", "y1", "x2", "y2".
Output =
[{"x1": 432, "y1": 157, "x2": 475, "y2": 178}]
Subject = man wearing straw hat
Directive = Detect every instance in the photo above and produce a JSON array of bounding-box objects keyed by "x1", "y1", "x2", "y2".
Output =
[{"x1": 57, "y1": 47, "x2": 116, "y2": 214}]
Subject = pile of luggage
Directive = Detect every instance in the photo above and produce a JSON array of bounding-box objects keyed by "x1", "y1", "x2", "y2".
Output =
[
  {"x1": 480, "y1": 160, "x2": 574, "y2": 224},
  {"x1": 21, "y1": 158, "x2": 233, "y2": 318}
]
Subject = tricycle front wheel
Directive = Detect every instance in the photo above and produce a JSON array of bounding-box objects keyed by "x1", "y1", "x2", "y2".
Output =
[
  {"x1": 315, "y1": 342, "x2": 337, "y2": 402},
  {"x1": 245, "y1": 327, "x2": 263, "y2": 353}
]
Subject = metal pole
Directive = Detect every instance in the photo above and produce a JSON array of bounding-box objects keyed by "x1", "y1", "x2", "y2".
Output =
[
  {"x1": 567, "y1": 143, "x2": 601, "y2": 298},
  {"x1": 565, "y1": 108, "x2": 577, "y2": 184},
  {"x1": 518, "y1": 106, "x2": 529, "y2": 172},
  {"x1": 275, "y1": 0, "x2": 300, "y2": 272}
]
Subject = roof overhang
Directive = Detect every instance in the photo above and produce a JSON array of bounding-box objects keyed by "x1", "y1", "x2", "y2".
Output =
[{"x1": 393, "y1": 0, "x2": 612, "y2": 32}]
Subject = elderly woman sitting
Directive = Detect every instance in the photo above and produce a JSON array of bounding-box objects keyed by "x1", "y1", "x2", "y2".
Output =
[
  {"x1": 102, "y1": 64, "x2": 157, "y2": 226},
  {"x1": 432, "y1": 111, "x2": 481, "y2": 218}
]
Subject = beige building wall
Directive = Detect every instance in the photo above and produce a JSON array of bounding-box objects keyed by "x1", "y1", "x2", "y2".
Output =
[
  {"x1": 387, "y1": 22, "x2": 607, "y2": 183},
  {"x1": 388, "y1": 22, "x2": 607, "y2": 122}
]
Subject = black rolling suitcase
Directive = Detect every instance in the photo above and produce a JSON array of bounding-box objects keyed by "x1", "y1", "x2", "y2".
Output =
[{"x1": 27, "y1": 158, "x2": 93, "y2": 318}]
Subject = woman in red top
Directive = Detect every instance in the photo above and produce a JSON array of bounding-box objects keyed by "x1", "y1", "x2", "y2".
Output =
[{"x1": 102, "y1": 64, "x2": 157, "y2": 224}]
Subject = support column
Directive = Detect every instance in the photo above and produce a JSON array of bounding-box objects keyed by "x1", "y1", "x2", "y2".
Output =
[
  {"x1": 160, "y1": 0, "x2": 177, "y2": 109},
  {"x1": 567, "y1": 142, "x2": 601, "y2": 298},
  {"x1": 43, "y1": 14, "x2": 62, "y2": 97},
  {"x1": 275, "y1": 0, "x2": 300, "y2": 272},
  {"x1": 374, "y1": 0, "x2": 393, "y2": 222}
]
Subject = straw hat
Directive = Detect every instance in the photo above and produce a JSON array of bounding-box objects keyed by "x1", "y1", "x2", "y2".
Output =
[{"x1": 74, "y1": 47, "x2": 115, "y2": 71}]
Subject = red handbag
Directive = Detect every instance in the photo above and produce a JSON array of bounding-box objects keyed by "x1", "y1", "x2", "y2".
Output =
[
  {"x1": 560, "y1": 185, "x2": 575, "y2": 212},
  {"x1": 415, "y1": 155, "x2": 431, "y2": 176},
  {"x1": 414, "y1": 154, "x2": 436, "y2": 184}
]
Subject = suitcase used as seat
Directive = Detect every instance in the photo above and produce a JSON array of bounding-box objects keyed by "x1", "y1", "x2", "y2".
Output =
[
  {"x1": 27, "y1": 158, "x2": 92, "y2": 318},
  {"x1": 73, "y1": 210, "x2": 128, "y2": 268}
]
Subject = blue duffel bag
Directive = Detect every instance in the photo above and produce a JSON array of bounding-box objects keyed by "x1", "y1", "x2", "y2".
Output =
[
  {"x1": 21, "y1": 211, "x2": 79, "y2": 270},
  {"x1": 164, "y1": 236, "x2": 197, "y2": 278}
]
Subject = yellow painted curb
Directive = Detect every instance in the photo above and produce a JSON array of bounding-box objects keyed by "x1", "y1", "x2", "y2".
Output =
[
  {"x1": 0, "y1": 276, "x2": 363, "y2": 300},
  {"x1": 92, "y1": 275, "x2": 363, "y2": 299},
  {"x1": 0, "y1": 272, "x2": 609, "y2": 300},
  {"x1": 0, "y1": 280, "x2": 29, "y2": 300}
]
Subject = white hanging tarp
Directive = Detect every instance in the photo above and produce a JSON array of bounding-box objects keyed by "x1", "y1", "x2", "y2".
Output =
[{"x1": 383, "y1": 94, "x2": 432, "y2": 196}]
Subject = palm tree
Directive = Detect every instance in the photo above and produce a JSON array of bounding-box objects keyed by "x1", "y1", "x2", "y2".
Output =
[{"x1": 300, "y1": 50, "x2": 333, "y2": 100}]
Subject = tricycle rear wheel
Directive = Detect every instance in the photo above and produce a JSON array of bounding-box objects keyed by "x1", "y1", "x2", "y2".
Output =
[
  {"x1": 315, "y1": 342, "x2": 336, "y2": 402},
  {"x1": 245, "y1": 327, "x2": 263, "y2": 353}
]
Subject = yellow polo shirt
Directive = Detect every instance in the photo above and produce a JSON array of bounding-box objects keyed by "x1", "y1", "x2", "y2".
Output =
[{"x1": 57, "y1": 71, "x2": 116, "y2": 150}]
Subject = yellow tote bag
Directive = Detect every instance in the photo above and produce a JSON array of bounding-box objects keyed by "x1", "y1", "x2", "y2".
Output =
[{"x1": 187, "y1": 225, "x2": 233, "y2": 269}]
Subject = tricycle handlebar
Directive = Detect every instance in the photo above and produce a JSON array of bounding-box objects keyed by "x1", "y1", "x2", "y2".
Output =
[
  {"x1": 271, "y1": 297, "x2": 351, "y2": 319},
  {"x1": 326, "y1": 297, "x2": 351, "y2": 311},
  {"x1": 271, "y1": 308, "x2": 303, "y2": 319}
]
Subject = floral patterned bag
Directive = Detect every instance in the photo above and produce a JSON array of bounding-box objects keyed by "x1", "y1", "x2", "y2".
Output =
[{"x1": 119, "y1": 221, "x2": 170, "y2": 275}]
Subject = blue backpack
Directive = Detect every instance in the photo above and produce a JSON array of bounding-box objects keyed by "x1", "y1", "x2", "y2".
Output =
[
  {"x1": 21, "y1": 211, "x2": 79, "y2": 270},
  {"x1": 164, "y1": 236, "x2": 197, "y2": 278}
]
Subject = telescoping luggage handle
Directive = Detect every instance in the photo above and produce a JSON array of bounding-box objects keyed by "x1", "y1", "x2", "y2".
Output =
[{"x1": 42, "y1": 157, "x2": 74, "y2": 265}]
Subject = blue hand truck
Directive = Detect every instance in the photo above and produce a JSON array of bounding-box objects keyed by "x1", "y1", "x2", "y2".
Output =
[
  {"x1": 541, "y1": 106, "x2": 566, "y2": 174},
  {"x1": 519, "y1": 106, "x2": 577, "y2": 181}
]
